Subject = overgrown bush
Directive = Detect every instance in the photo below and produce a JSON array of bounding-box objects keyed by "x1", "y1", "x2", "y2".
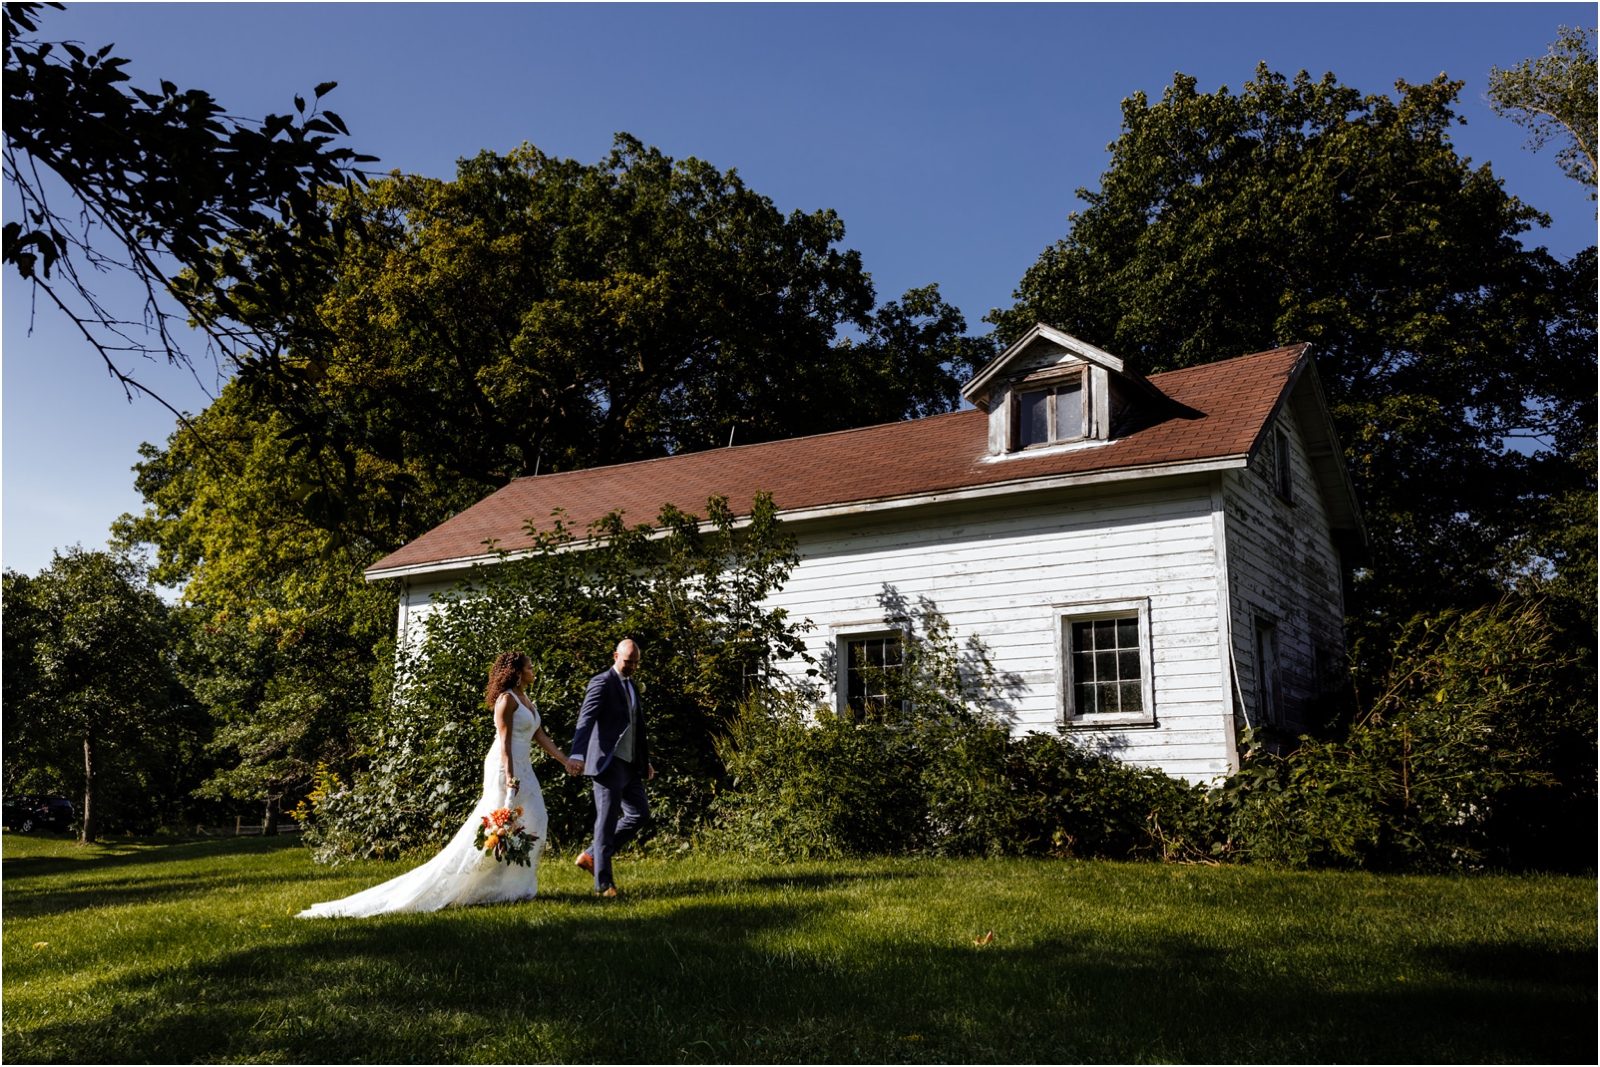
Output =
[
  {"x1": 300, "y1": 493, "x2": 810, "y2": 862},
  {"x1": 714, "y1": 597, "x2": 1590, "y2": 872},
  {"x1": 713, "y1": 597, "x2": 1212, "y2": 860},
  {"x1": 714, "y1": 699, "x2": 1211, "y2": 861},
  {"x1": 1213, "y1": 599, "x2": 1594, "y2": 871}
]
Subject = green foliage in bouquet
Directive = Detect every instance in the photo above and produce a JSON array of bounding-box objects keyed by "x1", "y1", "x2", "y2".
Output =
[{"x1": 300, "y1": 492, "x2": 809, "y2": 862}]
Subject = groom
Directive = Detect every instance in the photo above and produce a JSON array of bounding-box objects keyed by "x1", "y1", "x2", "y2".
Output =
[{"x1": 569, "y1": 638, "x2": 655, "y2": 896}]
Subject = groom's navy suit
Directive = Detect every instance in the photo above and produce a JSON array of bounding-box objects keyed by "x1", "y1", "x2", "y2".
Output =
[{"x1": 571, "y1": 667, "x2": 650, "y2": 891}]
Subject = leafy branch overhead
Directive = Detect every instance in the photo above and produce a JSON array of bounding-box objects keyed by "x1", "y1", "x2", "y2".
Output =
[
  {"x1": 1, "y1": 0, "x2": 376, "y2": 416},
  {"x1": 1487, "y1": 24, "x2": 1598, "y2": 207}
]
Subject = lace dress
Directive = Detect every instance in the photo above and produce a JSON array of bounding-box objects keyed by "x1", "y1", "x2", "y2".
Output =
[{"x1": 298, "y1": 694, "x2": 549, "y2": 917}]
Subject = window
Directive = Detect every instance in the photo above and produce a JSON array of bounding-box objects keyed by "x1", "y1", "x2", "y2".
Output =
[
  {"x1": 1014, "y1": 379, "x2": 1085, "y2": 448},
  {"x1": 1254, "y1": 618, "x2": 1282, "y2": 728},
  {"x1": 837, "y1": 632, "x2": 903, "y2": 717},
  {"x1": 1056, "y1": 598, "x2": 1155, "y2": 726},
  {"x1": 1071, "y1": 617, "x2": 1142, "y2": 715},
  {"x1": 1273, "y1": 428, "x2": 1293, "y2": 501}
]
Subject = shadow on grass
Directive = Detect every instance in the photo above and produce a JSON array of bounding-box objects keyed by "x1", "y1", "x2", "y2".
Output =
[
  {"x1": 13, "y1": 886, "x2": 1599, "y2": 1063},
  {"x1": 1423, "y1": 941, "x2": 1599, "y2": 987},
  {"x1": 3, "y1": 835, "x2": 304, "y2": 881},
  {"x1": 561, "y1": 867, "x2": 922, "y2": 904},
  {"x1": 5, "y1": 842, "x2": 1596, "y2": 1064},
  {"x1": 2, "y1": 838, "x2": 349, "y2": 920}
]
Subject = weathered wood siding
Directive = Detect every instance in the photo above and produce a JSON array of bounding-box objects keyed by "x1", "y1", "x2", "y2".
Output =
[
  {"x1": 1222, "y1": 404, "x2": 1347, "y2": 735},
  {"x1": 761, "y1": 477, "x2": 1236, "y2": 781},
  {"x1": 391, "y1": 477, "x2": 1267, "y2": 783}
]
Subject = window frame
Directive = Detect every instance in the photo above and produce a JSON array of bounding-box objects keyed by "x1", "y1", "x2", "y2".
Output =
[
  {"x1": 832, "y1": 623, "x2": 910, "y2": 717},
  {"x1": 1253, "y1": 616, "x2": 1283, "y2": 729},
  {"x1": 1273, "y1": 427, "x2": 1294, "y2": 502},
  {"x1": 1054, "y1": 597, "x2": 1156, "y2": 728},
  {"x1": 1009, "y1": 371, "x2": 1088, "y2": 451}
]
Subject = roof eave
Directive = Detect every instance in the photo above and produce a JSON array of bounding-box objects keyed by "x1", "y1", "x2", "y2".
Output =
[
  {"x1": 363, "y1": 452, "x2": 1250, "y2": 583},
  {"x1": 1244, "y1": 346, "x2": 1368, "y2": 550}
]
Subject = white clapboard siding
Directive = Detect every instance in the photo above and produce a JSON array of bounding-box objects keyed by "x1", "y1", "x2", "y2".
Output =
[
  {"x1": 761, "y1": 477, "x2": 1236, "y2": 781},
  {"x1": 392, "y1": 478, "x2": 1239, "y2": 782},
  {"x1": 1224, "y1": 405, "x2": 1347, "y2": 734},
  {"x1": 388, "y1": 472, "x2": 1324, "y2": 784}
]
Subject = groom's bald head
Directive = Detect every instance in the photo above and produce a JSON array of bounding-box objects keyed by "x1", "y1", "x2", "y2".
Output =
[{"x1": 614, "y1": 639, "x2": 640, "y2": 676}]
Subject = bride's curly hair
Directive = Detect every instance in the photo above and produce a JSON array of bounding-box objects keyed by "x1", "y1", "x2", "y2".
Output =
[{"x1": 485, "y1": 651, "x2": 532, "y2": 710}]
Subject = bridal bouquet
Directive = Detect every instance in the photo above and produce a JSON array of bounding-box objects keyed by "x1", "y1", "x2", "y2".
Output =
[{"x1": 474, "y1": 805, "x2": 538, "y2": 866}]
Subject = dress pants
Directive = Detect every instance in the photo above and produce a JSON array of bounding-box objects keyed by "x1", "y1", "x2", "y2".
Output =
[{"x1": 590, "y1": 756, "x2": 649, "y2": 890}]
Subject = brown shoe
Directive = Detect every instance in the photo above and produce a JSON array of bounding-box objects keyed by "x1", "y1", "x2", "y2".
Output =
[
  {"x1": 574, "y1": 852, "x2": 594, "y2": 874},
  {"x1": 596, "y1": 886, "x2": 618, "y2": 898}
]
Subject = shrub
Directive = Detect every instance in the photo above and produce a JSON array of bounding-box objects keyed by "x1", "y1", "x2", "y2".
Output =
[
  {"x1": 715, "y1": 597, "x2": 1586, "y2": 872},
  {"x1": 713, "y1": 597, "x2": 1213, "y2": 860},
  {"x1": 1216, "y1": 599, "x2": 1593, "y2": 871},
  {"x1": 712, "y1": 696, "x2": 925, "y2": 859},
  {"x1": 300, "y1": 493, "x2": 810, "y2": 862}
]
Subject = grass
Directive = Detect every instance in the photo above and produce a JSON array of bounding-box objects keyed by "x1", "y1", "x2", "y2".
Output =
[{"x1": 2, "y1": 832, "x2": 1594, "y2": 1064}]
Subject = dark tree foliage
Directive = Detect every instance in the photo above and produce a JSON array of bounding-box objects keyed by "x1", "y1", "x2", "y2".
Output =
[
  {"x1": 1, "y1": 549, "x2": 208, "y2": 840},
  {"x1": 986, "y1": 67, "x2": 1596, "y2": 669},
  {"x1": 180, "y1": 600, "x2": 389, "y2": 837},
  {"x1": 1, "y1": 1, "x2": 373, "y2": 420},
  {"x1": 227, "y1": 138, "x2": 991, "y2": 553}
]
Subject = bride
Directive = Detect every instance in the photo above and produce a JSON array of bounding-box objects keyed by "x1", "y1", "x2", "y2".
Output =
[{"x1": 299, "y1": 652, "x2": 579, "y2": 917}]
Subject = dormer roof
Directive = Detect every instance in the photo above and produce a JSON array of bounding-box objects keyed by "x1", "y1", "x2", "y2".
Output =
[{"x1": 962, "y1": 323, "x2": 1131, "y2": 409}]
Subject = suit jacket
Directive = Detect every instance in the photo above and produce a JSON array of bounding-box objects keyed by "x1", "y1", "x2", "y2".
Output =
[{"x1": 571, "y1": 668, "x2": 648, "y2": 776}]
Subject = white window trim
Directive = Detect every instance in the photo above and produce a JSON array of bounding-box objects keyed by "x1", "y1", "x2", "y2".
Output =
[
  {"x1": 830, "y1": 621, "x2": 911, "y2": 716},
  {"x1": 1054, "y1": 597, "x2": 1156, "y2": 728},
  {"x1": 1010, "y1": 372, "x2": 1088, "y2": 451}
]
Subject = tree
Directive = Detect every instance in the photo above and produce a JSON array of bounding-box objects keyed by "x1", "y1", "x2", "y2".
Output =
[
  {"x1": 110, "y1": 386, "x2": 398, "y2": 830},
  {"x1": 1487, "y1": 25, "x2": 1598, "y2": 207},
  {"x1": 125, "y1": 139, "x2": 989, "y2": 604},
  {"x1": 236, "y1": 138, "x2": 988, "y2": 515},
  {"x1": 1, "y1": 549, "x2": 198, "y2": 841},
  {"x1": 115, "y1": 137, "x2": 989, "y2": 824},
  {"x1": 986, "y1": 66, "x2": 1596, "y2": 668},
  {"x1": 179, "y1": 602, "x2": 387, "y2": 836},
  {"x1": 2, "y1": 1, "x2": 373, "y2": 420},
  {"x1": 299, "y1": 493, "x2": 810, "y2": 861}
]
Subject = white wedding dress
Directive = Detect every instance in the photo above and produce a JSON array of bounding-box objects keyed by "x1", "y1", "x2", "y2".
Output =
[{"x1": 299, "y1": 694, "x2": 549, "y2": 917}]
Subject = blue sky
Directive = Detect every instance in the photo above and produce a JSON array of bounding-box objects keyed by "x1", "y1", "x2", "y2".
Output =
[{"x1": 4, "y1": 2, "x2": 1593, "y2": 576}]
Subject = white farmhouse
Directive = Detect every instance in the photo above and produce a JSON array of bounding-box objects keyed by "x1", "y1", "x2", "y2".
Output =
[{"x1": 366, "y1": 325, "x2": 1365, "y2": 781}]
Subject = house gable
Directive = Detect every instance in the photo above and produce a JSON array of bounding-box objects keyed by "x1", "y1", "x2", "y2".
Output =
[{"x1": 962, "y1": 324, "x2": 1176, "y2": 456}]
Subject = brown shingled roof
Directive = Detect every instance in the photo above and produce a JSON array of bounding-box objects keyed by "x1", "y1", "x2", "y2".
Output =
[{"x1": 367, "y1": 344, "x2": 1308, "y2": 577}]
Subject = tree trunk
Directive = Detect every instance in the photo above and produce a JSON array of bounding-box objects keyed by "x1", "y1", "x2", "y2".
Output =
[
  {"x1": 81, "y1": 735, "x2": 97, "y2": 844},
  {"x1": 262, "y1": 795, "x2": 279, "y2": 837}
]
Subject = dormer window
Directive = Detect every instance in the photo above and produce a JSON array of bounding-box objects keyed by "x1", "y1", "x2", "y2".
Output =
[
  {"x1": 966, "y1": 323, "x2": 1166, "y2": 459},
  {"x1": 1017, "y1": 378, "x2": 1085, "y2": 448}
]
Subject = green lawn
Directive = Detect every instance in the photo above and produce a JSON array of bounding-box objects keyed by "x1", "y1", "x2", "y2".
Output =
[{"x1": 2, "y1": 833, "x2": 1594, "y2": 1064}]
